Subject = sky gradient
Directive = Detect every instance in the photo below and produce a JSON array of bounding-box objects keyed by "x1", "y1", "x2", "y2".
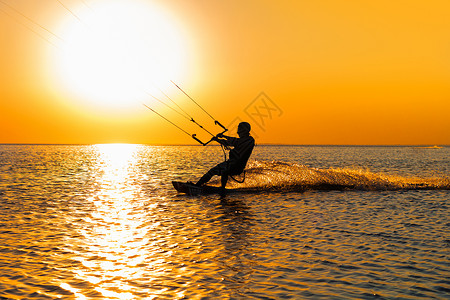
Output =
[{"x1": 1, "y1": 0, "x2": 449, "y2": 145}]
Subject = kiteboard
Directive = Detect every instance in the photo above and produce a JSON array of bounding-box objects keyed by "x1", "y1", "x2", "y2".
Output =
[{"x1": 172, "y1": 181, "x2": 235, "y2": 196}]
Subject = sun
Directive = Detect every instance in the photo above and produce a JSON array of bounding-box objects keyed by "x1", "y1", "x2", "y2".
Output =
[{"x1": 53, "y1": 0, "x2": 187, "y2": 109}]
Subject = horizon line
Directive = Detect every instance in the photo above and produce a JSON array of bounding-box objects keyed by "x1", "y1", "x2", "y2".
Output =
[{"x1": 0, "y1": 143, "x2": 448, "y2": 147}]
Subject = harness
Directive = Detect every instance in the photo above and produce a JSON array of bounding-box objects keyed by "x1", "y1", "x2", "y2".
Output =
[{"x1": 219, "y1": 143, "x2": 247, "y2": 183}]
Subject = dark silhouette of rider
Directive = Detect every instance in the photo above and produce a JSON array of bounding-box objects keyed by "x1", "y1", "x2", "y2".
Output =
[{"x1": 195, "y1": 122, "x2": 255, "y2": 193}]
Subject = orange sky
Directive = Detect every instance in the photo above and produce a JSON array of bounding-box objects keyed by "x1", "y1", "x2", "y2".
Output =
[{"x1": 1, "y1": 0, "x2": 449, "y2": 145}]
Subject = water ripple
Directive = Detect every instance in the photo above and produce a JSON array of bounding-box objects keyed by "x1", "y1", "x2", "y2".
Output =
[{"x1": 0, "y1": 145, "x2": 449, "y2": 299}]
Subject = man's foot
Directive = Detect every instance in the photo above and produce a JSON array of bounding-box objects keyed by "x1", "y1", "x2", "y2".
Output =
[{"x1": 219, "y1": 187, "x2": 226, "y2": 198}]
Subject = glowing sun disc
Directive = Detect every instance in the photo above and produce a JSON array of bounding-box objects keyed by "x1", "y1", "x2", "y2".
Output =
[{"x1": 54, "y1": 0, "x2": 187, "y2": 109}]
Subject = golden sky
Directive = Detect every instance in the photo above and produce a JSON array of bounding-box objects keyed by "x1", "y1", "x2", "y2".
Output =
[{"x1": 1, "y1": 0, "x2": 449, "y2": 145}]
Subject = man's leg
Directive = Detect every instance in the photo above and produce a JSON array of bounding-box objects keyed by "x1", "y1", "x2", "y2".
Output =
[
  {"x1": 220, "y1": 171, "x2": 229, "y2": 189},
  {"x1": 219, "y1": 171, "x2": 229, "y2": 197},
  {"x1": 195, "y1": 172, "x2": 212, "y2": 186},
  {"x1": 196, "y1": 162, "x2": 227, "y2": 186}
]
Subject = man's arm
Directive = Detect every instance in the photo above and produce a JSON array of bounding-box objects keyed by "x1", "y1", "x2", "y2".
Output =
[
  {"x1": 213, "y1": 134, "x2": 238, "y2": 147},
  {"x1": 212, "y1": 136, "x2": 231, "y2": 146}
]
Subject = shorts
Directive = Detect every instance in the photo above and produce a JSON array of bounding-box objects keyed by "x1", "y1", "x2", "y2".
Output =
[{"x1": 207, "y1": 161, "x2": 243, "y2": 177}]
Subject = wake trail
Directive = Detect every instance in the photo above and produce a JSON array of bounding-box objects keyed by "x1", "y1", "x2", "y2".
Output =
[{"x1": 223, "y1": 160, "x2": 450, "y2": 192}]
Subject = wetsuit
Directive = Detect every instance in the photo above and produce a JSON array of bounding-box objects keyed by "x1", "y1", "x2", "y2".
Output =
[{"x1": 196, "y1": 134, "x2": 255, "y2": 187}]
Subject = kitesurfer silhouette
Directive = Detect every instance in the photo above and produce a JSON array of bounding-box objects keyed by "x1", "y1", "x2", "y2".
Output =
[{"x1": 195, "y1": 122, "x2": 255, "y2": 195}]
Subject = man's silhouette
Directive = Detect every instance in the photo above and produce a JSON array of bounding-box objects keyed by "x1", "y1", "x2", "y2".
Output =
[{"x1": 195, "y1": 122, "x2": 255, "y2": 194}]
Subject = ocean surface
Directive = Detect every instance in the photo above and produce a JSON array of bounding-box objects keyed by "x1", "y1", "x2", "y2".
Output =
[{"x1": 0, "y1": 144, "x2": 449, "y2": 299}]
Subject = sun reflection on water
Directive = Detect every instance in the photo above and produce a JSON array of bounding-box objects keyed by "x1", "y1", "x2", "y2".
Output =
[
  {"x1": 1, "y1": 145, "x2": 448, "y2": 299},
  {"x1": 60, "y1": 144, "x2": 153, "y2": 299}
]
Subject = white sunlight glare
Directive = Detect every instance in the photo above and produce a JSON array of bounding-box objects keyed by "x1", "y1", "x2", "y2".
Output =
[{"x1": 54, "y1": 0, "x2": 187, "y2": 110}]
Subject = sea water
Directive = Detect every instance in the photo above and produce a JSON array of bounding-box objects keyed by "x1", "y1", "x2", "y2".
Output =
[{"x1": 0, "y1": 144, "x2": 449, "y2": 299}]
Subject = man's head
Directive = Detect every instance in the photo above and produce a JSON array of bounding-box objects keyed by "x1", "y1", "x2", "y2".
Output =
[{"x1": 237, "y1": 122, "x2": 251, "y2": 137}]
